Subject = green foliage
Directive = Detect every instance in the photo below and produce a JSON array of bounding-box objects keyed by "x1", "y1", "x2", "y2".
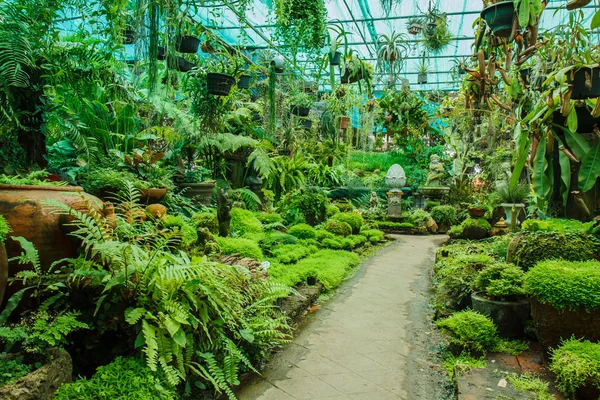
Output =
[
  {"x1": 82, "y1": 167, "x2": 142, "y2": 196},
  {"x1": 461, "y1": 217, "x2": 492, "y2": 232},
  {"x1": 230, "y1": 208, "x2": 264, "y2": 238},
  {"x1": 321, "y1": 237, "x2": 344, "y2": 249},
  {"x1": 161, "y1": 215, "x2": 198, "y2": 248},
  {"x1": 430, "y1": 205, "x2": 457, "y2": 226},
  {"x1": 333, "y1": 212, "x2": 364, "y2": 234},
  {"x1": 360, "y1": 229, "x2": 385, "y2": 244},
  {"x1": 493, "y1": 339, "x2": 529, "y2": 356},
  {"x1": 408, "y1": 209, "x2": 433, "y2": 227},
  {"x1": 522, "y1": 218, "x2": 594, "y2": 234},
  {"x1": 271, "y1": 244, "x2": 316, "y2": 264},
  {"x1": 474, "y1": 264, "x2": 525, "y2": 301},
  {"x1": 190, "y1": 211, "x2": 219, "y2": 234},
  {"x1": 0, "y1": 215, "x2": 11, "y2": 245},
  {"x1": 506, "y1": 373, "x2": 554, "y2": 400},
  {"x1": 494, "y1": 182, "x2": 530, "y2": 204},
  {"x1": 549, "y1": 338, "x2": 600, "y2": 398},
  {"x1": 316, "y1": 229, "x2": 335, "y2": 242},
  {"x1": 0, "y1": 171, "x2": 65, "y2": 187},
  {"x1": 269, "y1": 250, "x2": 360, "y2": 290},
  {"x1": 511, "y1": 231, "x2": 598, "y2": 270},
  {"x1": 442, "y1": 353, "x2": 486, "y2": 380},
  {"x1": 326, "y1": 204, "x2": 340, "y2": 217},
  {"x1": 435, "y1": 310, "x2": 498, "y2": 354},
  {"x1": 279, "y1": 187, "x2": 329, "y2": 226},
  {"x1": 259, "y1": 231, "x2": 298, "y2": 249},
  {"x1": 288, "y1": 223, "x2": 317, "y2": 240},
  {"x1": 54, "y1": 357, "x2": 178, "y2": 400},
  {"x1": 524, "y1": 260, "x2": 600, "y2": 311},
  {"x1": 273, "y1": 0, "x2": 327, "y2": 52},
  {"x1": 216, "y1": 237, "x2": 264, "y2": 260},
  {"x1": 254, "y1": 212, "x2": 283, "y2": 225},
  {"x1": 324, "y1": 220, "x2": 352, "y2": 237},
  {"x1": 0, "y1": 356, "x2": 32, "y2": 386},
  {"x1": 375, "y1": 221, "x2": 415, "y2": 230}
]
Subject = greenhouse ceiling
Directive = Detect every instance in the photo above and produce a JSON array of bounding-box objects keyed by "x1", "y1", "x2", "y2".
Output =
[{"x1": 192, "y1": 0, "x2": 598, "y2": 92}]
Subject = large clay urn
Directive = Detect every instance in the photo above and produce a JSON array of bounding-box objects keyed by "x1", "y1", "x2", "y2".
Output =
[{"x1": 0, "y1": 185, "x2": 103, "y2": 308}]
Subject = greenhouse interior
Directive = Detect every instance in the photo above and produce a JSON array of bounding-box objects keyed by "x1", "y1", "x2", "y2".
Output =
[{"x1": 2, "y1": 0, "x2": 600, "y2": 398}]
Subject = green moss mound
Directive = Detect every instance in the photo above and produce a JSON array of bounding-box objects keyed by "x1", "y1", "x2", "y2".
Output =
[
  {"x1": 522, "y1": 218, "x2": 594, "y2": 234},
  {"x1": 288, "y1": 224, "x2": 318, "y2": 240},
  {"x1": 510, "y1": 231, "x2": 598, "y2": 270},
  {"x1": 474, "y1": 264, "x2": 525, "y2": 301},
  {"x1": 333, "y1": 212, "x2": 364, "y2": 234},
  {"x1": 550, "y1": 338, "x2": 600, "y2": 398},
  {"x1": 54, "y1": 357, "x2": 177, "y2": 400},
  {"x1": 269, "y1": 250, "x2": 360, "y2": 290},
  {"x1": 259, "y1": 231, "x2": 298, "y2": 249},
  {"x1": 360, "y1": 229, "x2": 384, "y2": 244},
  {"x1": 316, "y1": 229, "x2": 335, "y2": 242},
  {"x1": 230, "y1": 208, "x2": 264, "y2": 238},
  {"x1": 216, "y1": 237, "x2": 263, "y2": 260},
  {"x1": 435, "y1": 310, "x2": 498, "y2": 354},
  {"x1": 524, "y1": 260, "x2": 600, "y2": 311},
  {"x1": 271, "y1": 244, "x2": 316, "y2": 264},
  {"x1": 190, "y1": 211, "x2": 219, "y2": 234},
  {"x1": 324, "y1": 220, "x2": 352, "y2": 237},
  {"x1": 254, "y1": 212, "x2": 283, "y2": 225},
  {"x1": 161, "y1": 215, "x2": 198, "y2": 247}
]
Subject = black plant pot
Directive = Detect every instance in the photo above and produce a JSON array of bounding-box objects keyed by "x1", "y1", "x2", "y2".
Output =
[
  {"x1": 176, "y1": 35, "x2": 201, "y2": 54},
  {"x1": 168, "y1": 56, "x2": 196, "y2": 72},
  {"x1": 237, "y1": 74, "x2": 252, "y2": 89},
  {"x1": 418, "y1": 72, "x2": 427, "y2": 84},
  {"x1": 207, "y1": 73, "x2": 236, "y2": 96},
  {"x1": 157, "y1": 46, "x2": 166, "y2": 60},
  {"x1": 251, "y1": 112, "x2": 262, "y2": 123},
  {"x1": 568, "y1": 67, "x2": 600, "y2": 99},
  {"x1": 481, "y1": 1, "x2": 516, "y2": 38},
  {"x1": 302, "y1": 118, "x2": 313, "y2": 130},
  {"x1": 471, "y1": 294, "x2": 530, "y2": 339},
  {"x1": 553, "y1": 106, "x2": 600, "y2": 133},
  {"x1": 519, "y1": 67, "x2": 547, "y2": 91},
  {"x1": 122, "y1": 29, "x2": 137, "y2": 45},
  {"x1": 290, "y1": 105, "x2": 310, "y2": 117},
  {"x1": 329, "y1": 51, "x2": 342, "y2": 66}
]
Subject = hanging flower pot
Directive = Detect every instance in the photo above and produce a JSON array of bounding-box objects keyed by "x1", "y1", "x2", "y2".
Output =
[
  {"x1": 329, "y1": 51, "x2": 342, "y2": 66},
  {"x1": 206, "y1": 72, "x2": 236, "y2": 96},
  {"x1": 290, "y1": 105, "x2": 310, "y2": 117},
  {"x1": 168, "y1": 56, "x2": 196, "y2": 72},
  {"x1": 200, "y1": 40, "x2": 216, "y2": 54},
  {"x1": 122, "y1": 28, "x2": 137, "y2": 44},
  {"x1": 407, "y1": 22, "x2": 422, "y2": 35},
  {"x1": 481, "y1": 1, "x2": 516, "y2": 38},
  {"x1": 568, "y1": 67, "x2": 600, "y2": 99},
  {"x1": 418, "y1": 72, "x2": 428, "y2": 84},
  {"x1": 339, "y1": 116, "x2": 350, "y2": 129},
  {"x1": 553, "y1": 105, "x2": 600, "y2": 133},
  {"x1": 176, "y1": 35, "x2": 201, "y2": 54},
  {"x1": 341, "y1": 70, "x2": 363, "y2": 84},
  {"x1": 302, "y1": 118, "x2": 313, "y2": 130},
  {"x1": 271, "y1": 55, "x2": 285, "y2": 73},
  {"x1": 237, "y1": 74, "x2": 252, "y2": 89},
  {"x1": 157, "y1": 46, "x2": 167, "y2": 60}
]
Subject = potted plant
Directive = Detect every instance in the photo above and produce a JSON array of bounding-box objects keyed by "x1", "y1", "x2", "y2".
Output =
[
  {"x1": 237, "y1": 74, "x2": 252, "y2": 89},
  {"x1": 326, "y1": 23, "x2": 349, "y2": 67},
  {"x1": 116, "y1": 150, "x2": 173, "y2": 204},
  {"x1": 407, "y1": 17, "x2": 423, "y2": 35},
  {"x1": 495, "y1": 182, "x2": 529, "y2": 230},
  {"x1": 176, "y1": 34, "x2": 201, "y2": 54},
  {"x1": 271, "y1": 54, "x2": 285, "y2": 73},
  {"x1": 481, "y1": 1, "x2": 516, "y2": 37},
  {"x1": 472, "y1": 264, "x2": 529, "y2": 338},
  {"x1": 376, "y1": 31, "x2": 408, "y2": 84},
  {"x1": 205, "y1": 51, "x2": 242, "y2": 96},
  {"x1": 177, "y1": 167, "x2": 215, "y2": 206},
  {"x1": 122, "y1": 26, "x2": 137, "y2": 44},
  {"x1": 550, "y1": 338, "x2": 600, "y2": 400},
  {"x1": 422, "y1": 7, "x2": 452, "y2": 53},
  {"x1": 524, "y1": 259, "x2": 600, "y2": 351},
  {"x1": 290, "y1": 89, "x2": 314, "y2": 117},
  {"x1": 168, "y1": 56, "x2": 197, "y2": 72},
  {"x1": 341, "y1": 53, "x2": 373, "y2": 86},
  {"x1": 417, "y1": 53, "x2": 429, "y2": 84}
]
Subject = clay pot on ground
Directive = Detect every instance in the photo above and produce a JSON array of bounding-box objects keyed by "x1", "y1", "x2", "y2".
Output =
[
  {"x1": 530, "y1": 298, "x2": 600, "y2": 351},
  {"x1": 0, "y1": 185, "x2": 103, "y2": 308},
  {"x1": 468, "y1": 207, "x2": 486, "y2": 218},
  {"x1": 139, "y1": 188, "x2": 167, "y2": 205},
  {"x1": 339, "y1": 116, "x2": 350, "y2": 129},
  {"x1": 471, "y1": 293, "x2": 530, "y2": 338}
]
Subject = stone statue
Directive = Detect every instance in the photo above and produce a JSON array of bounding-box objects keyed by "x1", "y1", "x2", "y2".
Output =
[
  {"x1": 495, "y1": 156, "x2": 513, "y2": 190},
  {"x1": 216, "y1": 188, "x2": 232, "y2": 237},
  {"x1": 426, "y1": 154, "x2": 445, "y2": 187},
  {"x1": 369, "y1": 191, "x2": 379, "y2": 210}
]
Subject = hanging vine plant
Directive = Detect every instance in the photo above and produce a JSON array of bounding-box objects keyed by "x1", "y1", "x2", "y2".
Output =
[
  {"x1": 273, "y1": 0, "x2": 327, "y2": 53},
  {"x1": 422, "y1": 7, "x2": 452, "y2": 53}
]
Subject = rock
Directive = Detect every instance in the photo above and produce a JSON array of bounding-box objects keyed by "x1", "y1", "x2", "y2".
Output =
[
  {"x1": 0, "y1": 349, "x2": 72, "y2": 400},
  {"x1": 221, "y1": 254, "x2": 268, "y2": 280},
  {"x1": 462, "y1": 226, "x2": 490, "y2": 240},
  {"x1": 426, "y1": 217, "x2": 439, "y2": 233},
  {"x1": 145, "y1": 204, "x2": 167, "y2": 219}
]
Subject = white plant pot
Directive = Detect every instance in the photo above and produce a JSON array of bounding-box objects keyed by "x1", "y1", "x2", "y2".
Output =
[
  {"x1": 501, "y1": 203, "x2": 525, "y2": 226},
  {"x1": 271, "y1": 55, "x2": 285, "y2": 73}
]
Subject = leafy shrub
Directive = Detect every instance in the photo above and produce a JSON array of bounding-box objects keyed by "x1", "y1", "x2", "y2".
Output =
[
  {"x1": 430, "y1": 206, "x2": 457, "y2": 226},
  {"x1": 254, "y1": 212, "x2": 283, "y2": 225},
  {"x1": 324, "y1": 220, "x2": 352, "y2": 237},
  {"x1": 216, "y1": 237, "x2": 263, "y2": 260},
  {"x1": 435, "y1": 310, "x2": 498, "y2": 354},
  {"x1": 425, "y1": 200, "x2": 440, "y2": 211},
  {"x1": 288, "y1": 223, "x2": 318, "y2": 240},
  {"x1": 321, "y1": 237, "x2": 344, "y2": 249},
  {"x1": 434, "y1": 260, "x2": 486, "y2": 317},
  {"x1": 0, "y1": 215, "x2": 11, "y2": 245},
  {"x1": 474, "y1": 264, "x2": 524, "y2": 301},
  {"x1": 190, "y1": 211, "x2": 219, "y2": 234},
  {"x1": 510, "y1": 231, "x2": 597, "y2": 270},
  {"x1": 271, "y1": 244, "x2": 316, "y2": 264},
  {"x1": 333, "y1": 212, "x2": 364, "y2": 234},
  {"x1": 280, "y1": 188, "x2": 329, "y2": 226},
  {"x1": 448, "y1": 225, "x2": 463, "y2": 238},
  {"x1": 54, "y1": 357, "x2": 178, "y2": 400},
  {"x1": 345, "y1": 234, "x2": 367, "y2": 248},
  {"x1": 522, "y1": 218, "x2": 594, "y2": 234},
  {"x1": 0, "y1": 356, "x2": 32, "y2": 386},
  {"x1": 82, "y1": 167, "x2": 141, "y2": 195},
  {"x1": 549, "y1": 338, "x2": 600, "y2": 398},
  {"x1": 335, "y1": 202, "x2": 353, "y2": 212},
  {"x1": 524, "y1": 260, "x2": 600, "y2": 311},
  {"x1": 259, "y1": 231, "x2": 298, "y2": 249},
  {"x1": 360, "y1": 229, "x2": 384, "y2": 244},
  {"x1": 326, "y1": 204, "x2": 340, "y2": 217},
  {"x1": 230, "y1": 208, "x2": 264, "y2": 238},
  {"x1": 161, "y1": 215, "x2": 198, "y2": 247},
  {"x1": 375, "y1": 221, "x2": 415, "y2": 230},
  {"x1": 269, "y1": 250, "x2": 360, "y2": 290},
  {"x1": 316, "y1": 229, "x2": 335, "y2": 242}
]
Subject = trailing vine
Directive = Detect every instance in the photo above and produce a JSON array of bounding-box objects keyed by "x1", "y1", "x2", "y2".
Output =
[{"x1": 273, "y1": 0, "x2": 327, "y2": 54}]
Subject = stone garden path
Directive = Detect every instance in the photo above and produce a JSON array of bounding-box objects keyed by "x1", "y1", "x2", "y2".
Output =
[{"x1": 235, "y1": 235, "x2": 447, "y2": 400}]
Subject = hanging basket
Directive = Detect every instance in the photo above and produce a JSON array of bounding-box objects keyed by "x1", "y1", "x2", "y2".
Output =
[
  {"x1": 329, "y1": 51, "x2": 342, "y2": 66},
  {"x1": 407, "y1": 23, "x2": 422, "y2": 35},
  {"x1": 122, "y1": 28, "x2": 137, "y2": 45},
  {"x1": 237, "y1": 74, "x2": 252, "y2": 89},
  {"x1": 418, "y1": 72, "x2": 428, "y2": 84},
  {"x1": 290, "y1": 105, "x2": 310, "y2": 117},
  {"x1": 176, "y1": 35, "x2": 201, "y2": 54},
  {"x1": 168, "y1": 56, "x2": 196, "y2": 72},
  {"x1": 157, "y1": 46, "x2": 166, "y2": 60},
  {"x1": 481, "y1": 1, "x2": 516, "y2": 38},
  {"x1": 207, "y1": 73, "x2": 236, "y2": 96},
  {"x1": 271, "y1": 55, "x2": 285, "y2": 73},
  {"x1": 302, "y1": 118, "x2": 313, "y2": 130},
  {"x1": 341, "y1": 70, "x2": 363, "y2": 84},
  {"x1": 568, "y1": 67, "x2": 600, "y2": 99}
]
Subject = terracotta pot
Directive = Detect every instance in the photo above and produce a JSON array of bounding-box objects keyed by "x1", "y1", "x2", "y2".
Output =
[
  {"x1": 139, "y1": 188, "x2": 167, "y2": 204},
  {"x1": 468, "y1": 207, "x2": 486, "y2": 218},
  {"x1": 0, "y1": 185, "x2": 103, "y2": 308},
  {"x1": 0, "y1": 244, "x2": 7, "y2": 307},
  {"x1": 340, "y1": 116, "x2": 350, "y2": 129},
  {"x1": 530, "y1": 298, "x2": 600, "y2": 351},
  {"x1": 384, "y1": 115, "x2": 393, "y2": 123}
]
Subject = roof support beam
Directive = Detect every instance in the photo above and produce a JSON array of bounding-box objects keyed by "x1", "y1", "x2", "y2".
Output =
[{"x1": 341, "y1": 0, "x2": 375, "y2": 58}]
